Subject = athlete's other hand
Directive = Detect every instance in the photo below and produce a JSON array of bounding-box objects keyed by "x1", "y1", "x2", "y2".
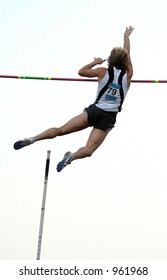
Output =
[{"x1": 94, "y1": 57, "x2": 106, "y2": 65}]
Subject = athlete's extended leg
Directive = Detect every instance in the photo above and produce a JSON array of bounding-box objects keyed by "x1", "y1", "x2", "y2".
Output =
[
  {"x1": 57, "y1": 127, "x2": 111, "y2": 172},
  {"x1": 13, "y1": 112, "x2": 89, "y2": 150},
  {"x1": 34, "y1": 111, "x2": 89, "y2": 140}
]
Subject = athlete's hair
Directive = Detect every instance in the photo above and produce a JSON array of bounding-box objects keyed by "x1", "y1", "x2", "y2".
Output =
[{"x1": 107, "y1": 47, "x2": 129, "y2": 70}]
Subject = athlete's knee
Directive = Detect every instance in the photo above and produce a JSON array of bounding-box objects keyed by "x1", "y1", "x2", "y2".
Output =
[
  {"x1": 47, "y1": 127, "x2": 65, "y2": 137},
  {"x1": 58, "y1": 127, "x2": 66, "y2": 136},
  {"x1": 84, "y1": 147, "x2": 93, "y2": 157},
  {"x1": 46, "y1": 127, "x2": 60, "y2": 138}
]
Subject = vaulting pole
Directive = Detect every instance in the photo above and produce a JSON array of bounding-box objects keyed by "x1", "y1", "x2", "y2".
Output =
[
  {"x1": 0, "y1": 74, "x2": 167, "y2": 83},
  {"x1": 36, "y1": 150, "x2": 51, "y2": 260}
]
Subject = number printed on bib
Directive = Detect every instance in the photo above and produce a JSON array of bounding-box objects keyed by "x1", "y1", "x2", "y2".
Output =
[{"x1": 105, "y1": 83, "x2": 120, "y2": 101}]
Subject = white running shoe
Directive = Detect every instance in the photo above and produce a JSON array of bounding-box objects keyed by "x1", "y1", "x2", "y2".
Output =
[
  {"x1": 57, "y1": 151, "x2": 73, "y2": 172},
  {"x1": 13, "y1": 138, "x2": 34, "y2": 150}
]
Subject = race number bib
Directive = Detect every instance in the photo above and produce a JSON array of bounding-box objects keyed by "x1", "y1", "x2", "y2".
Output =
[{"x1": 105, "y1": 83, "x2": 120, "y2": 101}]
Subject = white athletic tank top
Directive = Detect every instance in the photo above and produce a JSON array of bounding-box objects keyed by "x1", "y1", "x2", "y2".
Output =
[{"x1": 95, "y1": 67, "x2": 129, "y2": 112}]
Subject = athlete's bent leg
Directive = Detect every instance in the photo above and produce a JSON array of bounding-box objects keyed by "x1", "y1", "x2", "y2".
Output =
[
  {"x1": 72, "y1": 127, "x2": 111, "y2": 160},
  {"x1": 56, "y1": 127, "x2": 111, "y2": 172}
]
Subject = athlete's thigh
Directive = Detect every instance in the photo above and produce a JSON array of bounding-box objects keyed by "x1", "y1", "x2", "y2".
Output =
[
  {"x1": 61, "y1": 111, "x2": 89, "y2": 134},
  {"x1": 86, "y1": 127, "x2": 111, "y2": 152}
]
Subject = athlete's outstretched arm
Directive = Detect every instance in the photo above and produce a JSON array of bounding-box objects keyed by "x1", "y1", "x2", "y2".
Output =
[
  {"x1": 123, "y1": 26, "x2": 134, "y2": 54},
  {"x1": 123, "y1": 26, "x2": 134, "y2": 80}
]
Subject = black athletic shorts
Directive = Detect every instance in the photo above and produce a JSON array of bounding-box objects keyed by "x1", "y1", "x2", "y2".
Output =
[{"x1": 84, "y1": 104, "x2": 117, "y2": 130}]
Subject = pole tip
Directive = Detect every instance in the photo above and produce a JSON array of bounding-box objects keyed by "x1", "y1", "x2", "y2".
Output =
[{"x1": 47, "y1": 150, "x2": 51, "y2": 158}]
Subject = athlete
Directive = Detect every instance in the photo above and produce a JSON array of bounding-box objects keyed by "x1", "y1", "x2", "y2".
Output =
[{"x1": 13, "y1": 26, "x2": 134, "y2": 172}]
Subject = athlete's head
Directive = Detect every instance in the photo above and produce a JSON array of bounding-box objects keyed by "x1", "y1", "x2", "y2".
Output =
[{"x1": 107, "y1": 47, "x2": 129, "y2": 70}]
